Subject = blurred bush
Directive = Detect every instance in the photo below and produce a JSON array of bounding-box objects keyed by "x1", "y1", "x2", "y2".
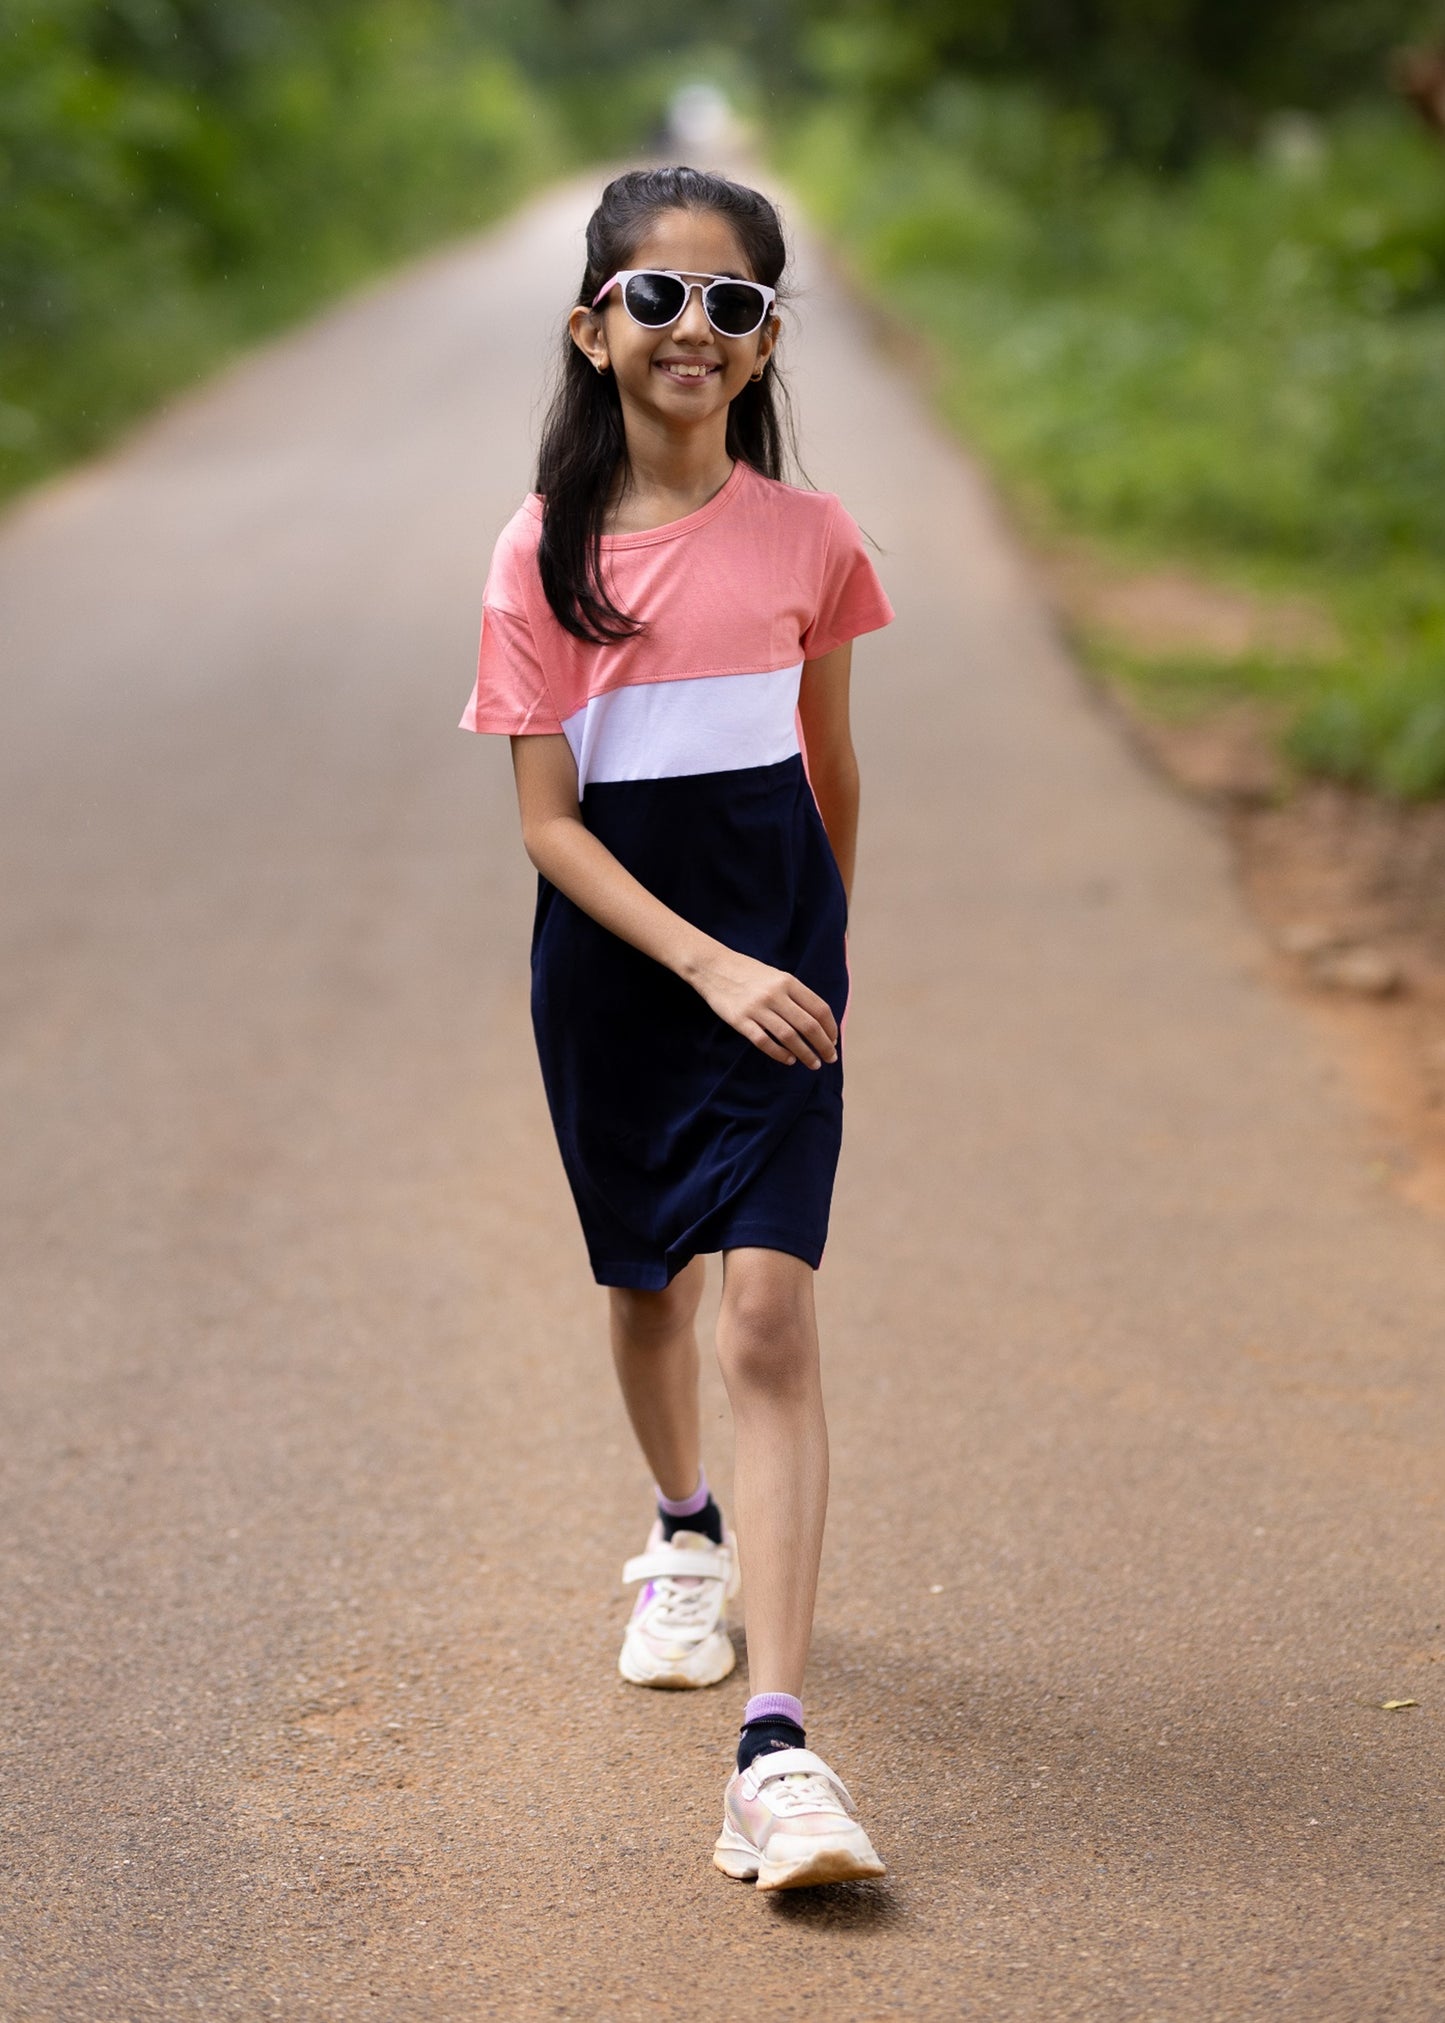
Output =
[
  {"x1": 796, "y1": 0, "x2": 1440, "y2": 165},
  {"x1": 0, "y1": 0, "x2": 563, "y2": 496},
  {"x1": 779, "y1": 84, "x2": 1445, "y2": 794}
]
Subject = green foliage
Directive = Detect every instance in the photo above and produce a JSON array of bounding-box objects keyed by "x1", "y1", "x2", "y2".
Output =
[
  {"x1": 1288, "y1": 658, "x2": 1445, "y2": 796},
  {"x1": 0, "y1": 0, "x2": 566, "y2": 498},
  {"x1": 778, "y1": 89, "x2": 1445, "y2": 795},
  {"x1": 797, "y1": 0, "x2": 1444, "y2": 165}
]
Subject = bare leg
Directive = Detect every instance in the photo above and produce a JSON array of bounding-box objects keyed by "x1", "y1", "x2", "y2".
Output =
[
  {"x1": 714, "y1": 1246, "x2": 828, "y2": 1698},
  {"x1": 607, "y1": 1254, "x2": 707, "y2": 1502}
]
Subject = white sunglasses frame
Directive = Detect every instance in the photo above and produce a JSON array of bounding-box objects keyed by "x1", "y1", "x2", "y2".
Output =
[{"x1": 590, "y1": 268, "x2": 777, "y2": 339}]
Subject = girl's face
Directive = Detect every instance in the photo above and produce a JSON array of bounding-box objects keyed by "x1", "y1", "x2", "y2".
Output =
[{"x1": 570, "y1": 207, "x2": 779, "y2": 431}]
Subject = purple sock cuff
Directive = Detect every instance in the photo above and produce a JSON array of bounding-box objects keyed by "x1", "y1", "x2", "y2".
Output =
[
  {"x1": 655, "y1": 1468, "x2": 710, "y2": 1518},
  {"x1": 743, "y1": 1692, "x2": 805, "y2": 1730}
]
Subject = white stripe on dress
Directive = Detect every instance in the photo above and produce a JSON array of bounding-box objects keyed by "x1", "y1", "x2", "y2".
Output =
[{"x1": 561, "y1": 664, "x2": 804, "y2": 791}]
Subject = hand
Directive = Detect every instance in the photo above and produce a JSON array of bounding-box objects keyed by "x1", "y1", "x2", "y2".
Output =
[{"x1": 689, "y1": 945, "x2": 839, "y2": 1069}]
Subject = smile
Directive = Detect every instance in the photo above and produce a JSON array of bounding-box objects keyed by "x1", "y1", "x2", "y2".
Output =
[{"x1": 656, "y1": 360, "x2": 721, "y2": 380}]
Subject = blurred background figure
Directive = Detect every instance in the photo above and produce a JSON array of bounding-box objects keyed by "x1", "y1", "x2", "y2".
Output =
[{"x1": 666, "y1": 80, "x2": 744, "y2": 157}]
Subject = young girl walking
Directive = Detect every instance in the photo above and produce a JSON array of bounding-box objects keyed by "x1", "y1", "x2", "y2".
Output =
[{"x1": 459, "y1": 164, "x2": 894, "y2": 1890}]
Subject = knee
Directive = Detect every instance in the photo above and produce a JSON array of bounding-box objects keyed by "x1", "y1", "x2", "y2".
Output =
[{"x1": 716, "y1": 1281, "x2": 817, "y2": 1401}]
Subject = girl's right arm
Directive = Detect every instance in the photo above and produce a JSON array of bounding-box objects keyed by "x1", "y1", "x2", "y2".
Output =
[{"x1": 510, "y1": 733, "x2": 838, "y2": 1072}]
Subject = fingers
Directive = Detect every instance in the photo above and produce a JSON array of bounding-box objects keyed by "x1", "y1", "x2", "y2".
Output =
[
  {"x1": 752, "y1": 983, "x2": 840, "y2": 1070},
  {"x1": 790, "y1": 979, "x2": 840, "y2": 1052},
  {"x1": 742, "y1": 1017, "x2": 800, "y2": 1066},
  {"x1": 789, "y1": 991, "x2": 839, "y2": 1061},
  {"x1": 757, "y1": 1007, "x2": 817, "y2": 1067}
]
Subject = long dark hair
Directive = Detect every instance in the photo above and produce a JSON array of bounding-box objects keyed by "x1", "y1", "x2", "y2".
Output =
[{"x1": 535, "y1": 165, "x2": 800, "y2": 645}]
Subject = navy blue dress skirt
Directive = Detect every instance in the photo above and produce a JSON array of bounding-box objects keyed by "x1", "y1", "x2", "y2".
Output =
[{"x1": 529, "y1": 750, "x2": 849, "y2": 1290}]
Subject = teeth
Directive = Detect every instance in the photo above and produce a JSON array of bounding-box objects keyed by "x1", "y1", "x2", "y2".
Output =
[{"x1": 663, "y1": 363, "x2": 713, "y2": 377}]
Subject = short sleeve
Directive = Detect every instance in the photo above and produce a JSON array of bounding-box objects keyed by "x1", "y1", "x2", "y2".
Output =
[
  {"x1": 800, "y1": 497, "x2": 895, "y2": 660},
  {"x1": 458, "y1": 514, "x2": 564, "y2": 735}
]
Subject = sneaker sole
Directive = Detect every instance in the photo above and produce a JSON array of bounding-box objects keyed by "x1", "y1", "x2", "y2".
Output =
[
  {"x1": 618, "y1": 1629, "x2": 736, "y2": 1689},
  {"x1": 712, "y1": 1822, "x2": 886, "y2": 1890},
  {"x1": 757, "y1": 1842, "x2": 887, "y2": 1891}
]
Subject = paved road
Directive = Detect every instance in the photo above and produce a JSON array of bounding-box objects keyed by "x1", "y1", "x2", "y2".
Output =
[{"x1": 2, "y1": 169, "x2": 1442, "y2": 2020}]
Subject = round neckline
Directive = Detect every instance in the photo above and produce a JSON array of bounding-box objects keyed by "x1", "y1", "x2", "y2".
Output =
[{"x1": 527, "y1": 458, "x2": 749, "y2": 548}]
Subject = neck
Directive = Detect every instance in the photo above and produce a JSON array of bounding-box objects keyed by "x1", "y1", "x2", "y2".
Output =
[{"x1": 610, "y1": 405, "x2": 734, "y2": 525}]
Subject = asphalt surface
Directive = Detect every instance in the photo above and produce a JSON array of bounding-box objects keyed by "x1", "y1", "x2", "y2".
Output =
[{"x1": 2, "y1": 169, "x2": 1442, "y2": 2020}]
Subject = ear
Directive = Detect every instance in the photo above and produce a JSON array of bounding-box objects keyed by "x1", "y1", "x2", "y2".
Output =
[
  {"x1": 753, "y1": 310, "x2": 781, "y2": 375},
  {"x1": 569, "y1": 305, "x2": 609, "y2": 376}
]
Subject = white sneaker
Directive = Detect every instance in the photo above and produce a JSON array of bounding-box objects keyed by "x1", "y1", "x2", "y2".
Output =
[
  {"x1": 618, "y1": 1517, "x2": 740, "y2": 1689},
  {"x1": 713, "y1": 1747, "x2": 887, "y2": 1890}
]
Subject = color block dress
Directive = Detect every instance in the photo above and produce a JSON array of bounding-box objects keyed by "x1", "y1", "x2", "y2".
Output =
[{"x1": 459, "y1": 458, "x2": 895, "y2": 1289}]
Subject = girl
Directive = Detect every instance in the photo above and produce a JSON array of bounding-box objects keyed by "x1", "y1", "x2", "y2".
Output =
[{"x1": 459, "y1": 165, "x2": 894, "y2": 1891}]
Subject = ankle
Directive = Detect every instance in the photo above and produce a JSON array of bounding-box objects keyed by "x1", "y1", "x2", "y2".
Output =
[
  {"x1": 656, "y1": 1468, "x2": 724, "y2": 1546},
  {"x1": 737, "y1": 1691, "x2": 805, "y2": 1773}
]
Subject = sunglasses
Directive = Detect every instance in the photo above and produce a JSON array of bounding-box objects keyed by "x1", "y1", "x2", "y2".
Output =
[{"x1": 591, "y1": 268, "x2": 777, "y2": 339}]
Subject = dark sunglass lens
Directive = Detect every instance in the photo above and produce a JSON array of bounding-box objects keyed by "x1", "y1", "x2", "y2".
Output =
[
  {"x1": 704, "y1": 281, "x2": 766, "y2": 335},
  {"x1": 623, "y1": 272, "x2": 686, "y2": 324}
]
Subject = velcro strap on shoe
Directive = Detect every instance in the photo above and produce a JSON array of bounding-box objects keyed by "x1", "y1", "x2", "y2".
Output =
[
  {"x1": 622, "y1": 1546, "x2": 730, "y2": 1585},
  {"x1": 739, "y1": 1747, "x2": 857, "y2": 1813}
]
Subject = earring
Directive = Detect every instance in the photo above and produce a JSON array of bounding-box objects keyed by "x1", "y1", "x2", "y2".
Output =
[
  {"x1": 596, "y1": 361, "x2": 609, "y2": 375},
  {"x1": 750, "y1": 365, "x2": 766, "y2": 382}
]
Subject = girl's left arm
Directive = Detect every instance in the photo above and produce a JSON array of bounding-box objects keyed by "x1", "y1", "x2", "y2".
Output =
[{"x1": 798, "y1": 641, "x2": 860, "y2": 910}]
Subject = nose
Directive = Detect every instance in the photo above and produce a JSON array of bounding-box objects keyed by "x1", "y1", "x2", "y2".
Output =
[{"x1": 670, "y1": 282, "x2": 714, "y2": 342}]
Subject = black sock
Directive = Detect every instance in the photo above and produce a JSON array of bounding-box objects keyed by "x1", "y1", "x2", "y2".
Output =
[
  {"x1": 659, "y1": 1494, "x2": 724, "y2": 1546},
  {"x1": 737, "y1": 1717, "x2": 806, "y2": 1774}
]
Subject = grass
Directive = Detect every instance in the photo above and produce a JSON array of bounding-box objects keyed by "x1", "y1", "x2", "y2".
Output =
[{"x1": 776, "y1": 85, "x2": 1445, "y2": 797}]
